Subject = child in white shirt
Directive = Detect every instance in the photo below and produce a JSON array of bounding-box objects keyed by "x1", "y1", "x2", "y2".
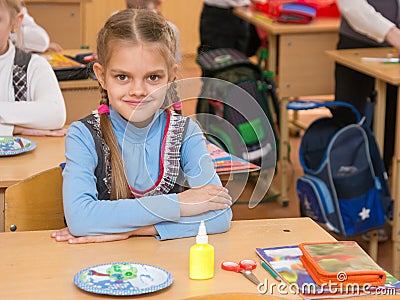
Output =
[
  {"x1": 10, "y1": 5, "x2": 63, "y2": 52},
  {"x1": 0, "y1": 0, "x2": 66, "y2": 136}
]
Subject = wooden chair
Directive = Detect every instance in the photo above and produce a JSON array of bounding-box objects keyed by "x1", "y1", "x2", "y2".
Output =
[{"x1": 5, "y1": 166, "x2": 65, "y2": 232}]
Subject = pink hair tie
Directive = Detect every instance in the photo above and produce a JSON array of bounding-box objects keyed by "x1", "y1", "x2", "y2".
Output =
[
  {"x1": 172, "y1": 101, "x2": 182, "y2": 111},
  {"x1": 98, "y1": 104, "x2": 110, "y2": 115}
]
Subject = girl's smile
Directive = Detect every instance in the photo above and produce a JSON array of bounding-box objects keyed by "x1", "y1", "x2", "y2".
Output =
[{"x1": 124, "y1": 99, "x2": 151, "y2": 107}]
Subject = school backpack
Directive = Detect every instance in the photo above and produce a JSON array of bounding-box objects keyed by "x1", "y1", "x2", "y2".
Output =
[
  {"x1": 288, "y1": 100, "x2": 393, "y2": 237},
  {"x1": 196, "y1": 48, "x2": 279, "y2": 168}
]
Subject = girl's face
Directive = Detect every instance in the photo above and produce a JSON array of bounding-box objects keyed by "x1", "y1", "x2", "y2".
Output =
[
  {"x1": 94, "y1": 43, "x2": 176, "y2": 128},
  {"x1": 0, "y1": 4, "x2": 22, "y2": 55}
]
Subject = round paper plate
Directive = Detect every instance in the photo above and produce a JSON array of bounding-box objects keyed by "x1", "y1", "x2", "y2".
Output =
[
  {"x1": 74, "y1": 262, "x2": 173, "y2": 296},
  {"x1": 0, "y1": 136, "x2": 36, "y2": 156}
]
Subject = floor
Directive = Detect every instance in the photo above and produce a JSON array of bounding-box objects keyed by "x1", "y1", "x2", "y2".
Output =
[{"x1": 178, "y1": 54, "x2": 395, "y2": 275}]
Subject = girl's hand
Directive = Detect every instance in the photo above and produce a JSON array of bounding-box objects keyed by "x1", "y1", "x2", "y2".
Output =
[
  {"x1": 178, "y1": 184, "x2": 232, "y2": 217},
  {"x1": 51, "y1": 227, "x2": 75, "y2": 242},
  {"x1": 13, "y1": 126, "x2": 67, "y2": 136},
  {"x1": 47, "y1": 42, "x2": 64, "y2": 53},
  {"x1": 51, "y1": 226, "x2": 157, "y2": 244},
  {"x1": 385, "y1": 26, "x2": 400, "y2": 51}
]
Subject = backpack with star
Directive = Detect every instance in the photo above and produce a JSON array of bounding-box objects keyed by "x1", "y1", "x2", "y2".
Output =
[{"x1": 288, "y1": 100, "x2": 393, "y2": 237}]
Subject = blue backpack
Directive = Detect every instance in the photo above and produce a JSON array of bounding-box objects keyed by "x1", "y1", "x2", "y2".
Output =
[{"x1": 288, "y1": 100, "x2": 393, "y2": 237}]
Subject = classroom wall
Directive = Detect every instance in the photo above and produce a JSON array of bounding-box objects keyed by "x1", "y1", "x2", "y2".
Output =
[
  {"x1": 81, "y1": 0, "x2": 126, "y2": 49},
  {"x1": 160, "y1": 0, "x2": 203, "y2": 56},
  {"x1": 24, "y1": 0, "x2": 203, "y2": 55}
]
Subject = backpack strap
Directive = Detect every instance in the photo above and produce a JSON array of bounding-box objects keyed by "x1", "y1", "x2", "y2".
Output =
[
  {"x1": 196, "y1": 48, "x2": 255, "y2": 73},
  {"x1": 13, "y1": 48, "x2": 32, "y2": 102},
  {"x1": 287, "y1": 100, "x2": 361, "y2": 122}
]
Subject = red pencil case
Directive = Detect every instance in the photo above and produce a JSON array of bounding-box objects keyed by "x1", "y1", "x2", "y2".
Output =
[
  {"x1": 275, "y1": 3, "x2": 316, "y2": 24},
  {"x1": 299, "y1": 241, "x2": 386, "y2": 287}
]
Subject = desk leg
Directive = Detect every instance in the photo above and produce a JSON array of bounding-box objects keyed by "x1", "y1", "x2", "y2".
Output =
[
  {"x1": 374, "y1": 80, "x2": 386, "y2": 154},
  {"x1": 0, "y1": 188, "x2": 4, "y2": 232},
  {"x1": 279, "y1": 97, "x2": 289, "y2": 207},
  {"x1": 392, "y1": 87, "x2": 400, "y2": 278},
  {"x1": 366, "y1": 80, "x2": 388, "y2": 262},
  {"x1": 267, "y1": 34, "x2": 277, "y2": 75},
  {"x1": 368, "y1": 231, "x2": 378, "y2": 262},
  {"x1": 393, "y1": 163, "x2": 400, "y2": 277}
]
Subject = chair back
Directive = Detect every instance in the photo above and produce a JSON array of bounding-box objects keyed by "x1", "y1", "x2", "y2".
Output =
[{"x1": 5, "y1": 166, "x2": 64, "y2": 232}]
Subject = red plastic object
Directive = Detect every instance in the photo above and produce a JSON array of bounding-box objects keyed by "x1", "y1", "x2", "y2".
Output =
[
  {"x1": 301, "y1": 0, "x2": 340, "y2": 17},
  {"x1": 254, "y1": 0, "x2": 294, "y2": 18},
  {"x1": 276, "y1": 3, "x2": 316, "y2": 23},
  {"x1": 254, "y1": 0, "x2": 340, "y2": 19}
]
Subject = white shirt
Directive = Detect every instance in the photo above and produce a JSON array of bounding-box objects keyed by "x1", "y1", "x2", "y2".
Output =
[
  {"x1": 10, "y1": 7, "x2": 50, "y2": 53},
  {"x1": 0, "y1": 41, "x2": 66, "y2": 136},
  {"x1": 203, "y1": 0, "x2": 251, "y2": 9},
  {"x1": 168, "y1": 21, "x2": 182, "y2": 63},
  {"x1": 338, "y1": 0, "x2": 399, "y2": 43}
]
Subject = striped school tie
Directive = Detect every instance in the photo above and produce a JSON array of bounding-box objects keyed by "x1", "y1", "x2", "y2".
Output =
[{"x1": 13, "y1": 64, "x2": 28, "y2": 102}]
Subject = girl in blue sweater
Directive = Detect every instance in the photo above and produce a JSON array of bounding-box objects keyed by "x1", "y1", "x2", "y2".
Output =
[{"x1": 51, "y1": 9, "x2": 232, "y2": 244}]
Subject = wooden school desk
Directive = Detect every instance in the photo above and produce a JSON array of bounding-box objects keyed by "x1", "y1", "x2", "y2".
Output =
[
  {"x1": 326, "y1": 47, "x2": 400, "y2": 278},
  {"x1": 0, "y1": 218, "x2": 336, "y2": 299},
  {"x1": 0, "y1": 135, "x2": 65, "y2": 232},
  {"x1": 59, "y1": 78, "x2": 99, "y2": 124},
  {"x1": 1, "y1": 218, "x2": 397, "y2": 300},
  {"x1": 233, "y1": 7, "x2": 340, "y2": 206}
]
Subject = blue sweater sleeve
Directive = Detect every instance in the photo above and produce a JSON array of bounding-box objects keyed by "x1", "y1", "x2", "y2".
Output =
[
  {"x1": 180, "y1": 119, "x2": 221, "y2": 186},
  {"x1": 154, "y1": 209, "x2": 232, "y2": 240}
]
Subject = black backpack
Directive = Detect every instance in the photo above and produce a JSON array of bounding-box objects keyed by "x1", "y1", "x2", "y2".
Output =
[
  {"x1": 196, "y1": 48, "x2": 279, "y2": 169},
  {"x1": 288, "y1": 100, "x2": 393, "y2": 236}
]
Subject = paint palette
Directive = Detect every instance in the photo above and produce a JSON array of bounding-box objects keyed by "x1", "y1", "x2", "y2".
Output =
[
  {"x1": 74, "y1": 262, "x2": 173, "y2": 296},
  {"x1": 0, "y1": 136, "x2": 36, "y2": 156}
]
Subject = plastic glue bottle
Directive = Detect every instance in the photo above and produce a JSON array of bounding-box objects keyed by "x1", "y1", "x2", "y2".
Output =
[{"x1": 189, "y1": 220, "x2": 214, "y2": 279}]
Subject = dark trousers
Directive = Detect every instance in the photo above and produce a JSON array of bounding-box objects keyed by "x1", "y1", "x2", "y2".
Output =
[
  {"x1": 334, "y1": 34, "x2": 397, "y2": 170},
  {"x1": 198, "y1": 4, "x2": 249, "y2": 55}
]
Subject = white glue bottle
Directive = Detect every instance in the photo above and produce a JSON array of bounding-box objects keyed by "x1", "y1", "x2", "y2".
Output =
[{"x1": 189, "y1": 220, "x2": 214, "y2": 279}]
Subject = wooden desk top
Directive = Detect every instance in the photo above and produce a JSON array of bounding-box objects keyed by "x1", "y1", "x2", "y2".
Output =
[
  {"x1": 25, "y1": 0, "x2": 80, "y2": 3},
  {"x1": 234, "y1": 7, "x2": 339, "y2": 35},
  {"x1": 0, "y1": 218, "x2": 332, "y2": 300},
  {"x1": 0, "y1": 135, "x2": 65, "y2": 188},
  {"x1": 1, "y1": 217, "x2": 396, "y2": 300},
  {"x1": 59, "y1": 79, "x2": 99, "y2": 90},
  {"x1": 326, "y1": 48, "x2": 400, "y2": 85}
]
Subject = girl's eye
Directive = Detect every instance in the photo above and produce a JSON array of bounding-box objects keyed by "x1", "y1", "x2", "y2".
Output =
[
  {"x1": 148, "y1": 74, "x2": 160, "y2": 82},
  {"x1": 116, "y1": 75, "x2": 128, "y2": 81}
]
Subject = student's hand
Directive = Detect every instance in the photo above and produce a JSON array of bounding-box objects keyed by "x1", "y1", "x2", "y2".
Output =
[
  {"x1": 51, "y1": 226, "x2": 157, "y2": 244},
  {"x1": 51, "y1": 227, "x2": 75, "y2": 242},
  {"x1": 385, "y1": 26, "x2": 400, "y2": 51},
  {"x1": 178, "y1": 184, "x2": 232, "y2": 217},
  {"x1": 47, "y1": 42, "x2": 63, "y2": 52},
  {"x1": 13, "y1": 126, "x2": 67, "y2": 136}
]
